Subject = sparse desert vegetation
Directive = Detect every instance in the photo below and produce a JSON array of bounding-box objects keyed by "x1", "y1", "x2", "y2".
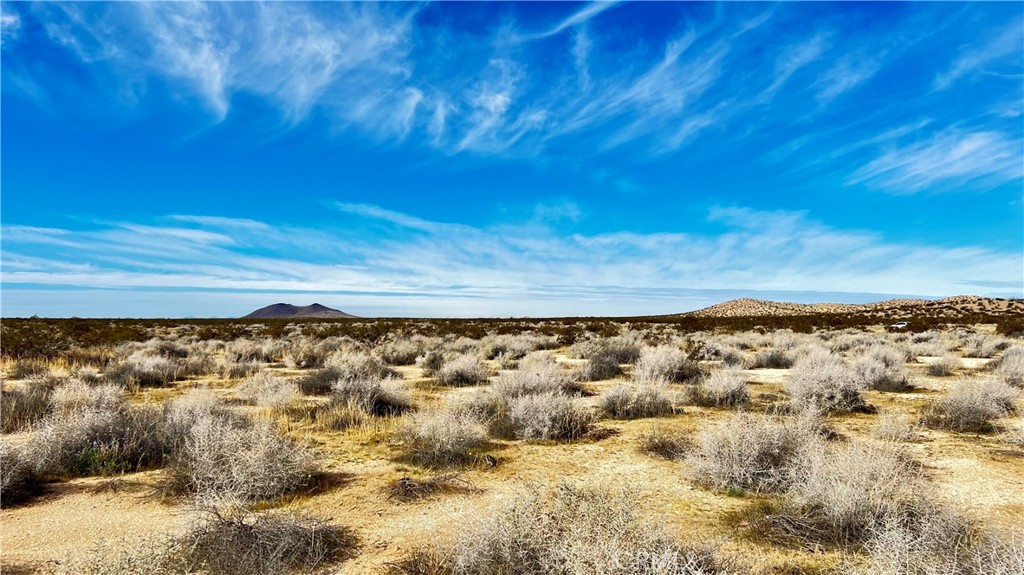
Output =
[{"x1": 1, "y1": 317, "x2": 1022, "y2": 573}]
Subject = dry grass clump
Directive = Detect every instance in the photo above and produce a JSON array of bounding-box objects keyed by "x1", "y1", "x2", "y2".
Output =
[
  {"x1": 873, "y1": 411, "x2": 917, "y2": 442},
  {"x1": 388, "y1": 482, "x2": 740, "y2": 575},
  {"x1": 1, "y1": 376, "x2": 58, "y2": 433},
  {"x1": 639, "y1": 425, "x2": 693, "y2": 460},
  {"x1": 634, "y1": 346, "x2": 703, "y2": 384},
  {"x1": 1001, "y1": 421, "x2": 1024, "y2": 448},
  {"x1": 926, "y1": 354, "x2": 960, "y2": 377},
  {"x1": 311, "y1": 400, "x2": 366, "y2": 431},
  {"x1": 105, "y1": 350, "x2": 211, "y2": 388},
  {"x1": 922, "y1": 377, "x2": 1018, "y2": 432},
  {"x1": 0, "y1": 443, "x2": 43, "y2": 507},
  {"x1": 786, "y1": 348, "x2": 869, "y2": 413},
  {"x1": 746, "y1": 349, "x2": 794, "y2": 369},
  {"x1": 995, "y1": 346, "x2": 1024, "y2": 387},
  {"x1": 5, "y1": 358, "x2": 52, "y2": 379},
  {"x1": 688, "y1": 413, "x2": 817, "y2": 493},
  {"x1": 163, "y1": 414, "x2": 316, "y2": 504},
  {"x1": 332, "y1": 376, "x2": 413, "y2": 416},
  {"x1": 237, "y1": 372, "x2": 300, "y2": 409},
  {"x1": 600, "y1": 382, "x2": 675, "y2": 419},
  {"x1": 435, "y1": 354, "x2": 490, "y2": 387},
  {"x1": 401, "y1": 409, "x2": 488, "y2": 467},
  {"x1": 854, "y1": 345, "x2": 911, "y2": 392},
  {"x1": 691, "y1": 368, "x2": 750, "y2": 407},
  {"x1": 387, "y1": 473, "x2": 478, "y2": 503}
]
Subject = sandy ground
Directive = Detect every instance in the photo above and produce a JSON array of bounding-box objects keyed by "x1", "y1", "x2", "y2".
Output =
[{"x1": 2, "y1": 345, "x2": 1022, "y2": 574}]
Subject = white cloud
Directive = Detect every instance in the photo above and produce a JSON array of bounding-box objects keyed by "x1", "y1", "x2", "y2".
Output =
[
  {"x1": 934, "y1": 19, "x2": 1023, "y2": 90},
  {"x1": 517, "y1": 1, "x2": 621, "y2": 42},
  {"x1": 846, "y1": 128, "x2": 1023, "y2": 193},
  {"x1": 2, "y1": 205, "x2": 1019, "y2": 317}
]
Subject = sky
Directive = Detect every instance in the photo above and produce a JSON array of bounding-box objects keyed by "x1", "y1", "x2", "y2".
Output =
[{"x1": 1, "y1": 1, "x2": 1022, "y2": 318}]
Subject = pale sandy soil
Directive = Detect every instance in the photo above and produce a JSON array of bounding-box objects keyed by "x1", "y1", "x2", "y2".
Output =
[{"x1": 2, "y1": 339, "x2": 1022, "y2": 574}]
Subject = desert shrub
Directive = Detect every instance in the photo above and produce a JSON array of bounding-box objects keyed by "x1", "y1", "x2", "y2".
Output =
[
  {"x1": 181, "y1": 508, "x2": 354, "y2": 575},
  {"x1": 855, "y1": 517, "x2": 1024, "y2": 575},
  {"x1": 996, "y1": 346, "x2": 1024, "y2": 387},
  {"x1": 688, "y1": 413, "x2": 817, "y2": 493},
  {"x1": 634, "y1": 346, "x2": 703, "y2": 384},
  {"x1": 237, "y1": 372, "x2": 299, "y2": 409},
  {"x1": 325, "y1": 350, "x2": 400, "y2": 382},
  {"x1": 776, "y1": 442, "x2": 937, "y2": 546},
  {"x1": 911, "y1": 340, "x2": 949, "y2": 358},
  {"x1": 415, "y1": 349, "x2": 447, "y2": 377},
  {"x1": 853, "y1": 347, "x2": 911, "y2": 392},
  {"x1": 0, "y1": 443, "x2": 43, "y2": 507},
  {"x1": 379, "y1": 336, "x2": 432, "y2": 366},
  {"x1": 506, "y1": 392, "x2": 596, "y2": 441},
  {"x1": 435, "y1": 354, "x2": 490, "y2": 387},
  {"x1": 927, "y1": 354, "x2": 960, "y2": 377},
  {"x1": 961, "y1": 334, "x2": 1010, "y2": 358},
  {"x1": 402, "y1": 409, "x2": 488, "y2": 467},
  {"x1": 332, "y1": 376, "x2": 413, "y2": 416},
  {"x1": 573, "y1": 349, "x2": 623, "y2": 381},
  {"x1": 389, "y1": 482, "x2": 739, "y2": 575},
  {"x1": 105, "y1": 352, "x2": 179, "y2": 387},
  {"x1": 283, "y1": 342, "x2": 331, "y2": 370},
  {"x1": 479, "y1": 333, "x2": 555, "y2": 361},
  {"x1": 295, "y1": 367, "x2": 341, "y2": 395},
  {"x1": 7, "y1": 358, "x2": 53, "y2": 379},
  {"x1": 691, "y1": 369, "x2": 749, "y2": 407},
  {"x1": 691, "y1": 339, "x2": 745, "y2": 366},
  {"x1": 163, "y1": 415, "x2": 315, "y2": 504},
  {"x1": 49, "y1": 380, "x2": 124, "y2": 415},
  {"x1": 746, "y1": 349, "x2": 794, "y2": 369},
  {"x1": 1002, "y1": 422, "x2": 1024, "y2": 448},
  {"x1": 492, "y1": 358, "x2": 581, "y2": 398},
  {"x1": 922, "y1": 378, "x2": 1018, "y2": 432},
  {"x1": 639, "y1": 425, "x2": 693, "y2": 460},
  {"x1": 600, "y1": 382, "x2": 675, "y2": 419},
  {"x1": 25, "y1": 404, "x2": 169, "y2": 478},
  {"x1": 786, "y1": 348, "x2": 868, "y2": 413},
  {"x1": 217, "y1": 359, "x2": 260, "y2": 379},
  {"x1": 873, "y1": 411, "x2": 917, "y2": 442},
  {"x1": 1, "y1": 377, "x2": 57, "y2": 433},
  {"x1": 567, "y1": 335, "x2": 642, "y2": 364}
]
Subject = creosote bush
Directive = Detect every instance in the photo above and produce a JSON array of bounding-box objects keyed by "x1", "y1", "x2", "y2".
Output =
[
  {"x1": 922, "y1": 377, "x2": 1018, "y2": 432},
  {"x1": 388, "y1": 482, "x2": 740, "y2": 575},
  {"x1": 435, "y1": 354, "x2": 490, "y2": 387},
  {"x1": 786, "y1": 348, "x2": 869, "y2": 413},
  {"x1": 688, "y1": 412, "x2": 818, "y2": 493}
]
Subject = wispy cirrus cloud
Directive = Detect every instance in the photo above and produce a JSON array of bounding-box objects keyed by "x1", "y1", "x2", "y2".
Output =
[
  {"x1": 846, "y1": 128, "x2": 1023, "y2": 193},
  {"x1": 2, "y1": 204, "x2": 1019, "y2": 317},
  {"x1": 934, "y1": 18, "x2": 1023, "y2": 90}
]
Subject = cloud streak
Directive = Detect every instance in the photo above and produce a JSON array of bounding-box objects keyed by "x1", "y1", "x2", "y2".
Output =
[{"x1": 2, "y1": 204, "x2": 1019, "y2": 317}]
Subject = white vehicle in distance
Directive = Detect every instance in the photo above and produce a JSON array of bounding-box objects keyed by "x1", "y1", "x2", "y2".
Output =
[{"x1": 890, "y1": 321, "x2": 909, "y2": 329}]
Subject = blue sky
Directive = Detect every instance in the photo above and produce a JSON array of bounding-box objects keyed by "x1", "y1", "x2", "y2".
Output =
[{"x1": 1, "y1": 1, "x2": 1022, "y2": 318}]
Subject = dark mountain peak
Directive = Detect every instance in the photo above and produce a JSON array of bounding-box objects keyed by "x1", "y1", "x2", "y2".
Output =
[{"x1": 242, "y1": 303, "x2": 357, "y2": 319}]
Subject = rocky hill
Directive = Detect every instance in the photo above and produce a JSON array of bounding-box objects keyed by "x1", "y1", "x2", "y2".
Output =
[
  {"x1": 686, "y1": 295, "x2": 1023, "y2": 319},
  {"x1": 242, "y1": 303, "x2": 357, "y2": 319}
]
